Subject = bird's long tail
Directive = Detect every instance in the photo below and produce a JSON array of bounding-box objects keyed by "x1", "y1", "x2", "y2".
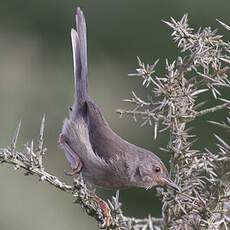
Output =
[
  {"x1": 59, "y1": 7, "x2": 88, "y2": 172},
  {"x1": 70, "y1": 7, "x2": 88, "y2": 120}
]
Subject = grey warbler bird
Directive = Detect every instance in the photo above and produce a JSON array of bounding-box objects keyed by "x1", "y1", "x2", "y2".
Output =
[{"x1": 60, "y1": 7, "x2": 179, "y2": 195}]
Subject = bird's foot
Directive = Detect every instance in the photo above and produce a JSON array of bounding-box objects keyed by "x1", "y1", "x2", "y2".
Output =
[
  {"x1": 64, "y1": 159, "x2": 83, "y2": 176},
  {"x1": 93, "y1": 195, "x2": 112, "y2": 228}
]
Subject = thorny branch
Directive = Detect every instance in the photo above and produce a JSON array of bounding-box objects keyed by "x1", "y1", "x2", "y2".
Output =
[
  {"x1": 117, "y1": 101, "x2": 230, "y2": 122},
  {"x1": 118, "y1": 15, "x2": 230, "y2": 229}
]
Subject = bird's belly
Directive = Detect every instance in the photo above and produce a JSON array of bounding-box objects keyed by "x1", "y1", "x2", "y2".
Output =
[{"x1": 82, "y1": 169, "x2": 131, "y2": 189}]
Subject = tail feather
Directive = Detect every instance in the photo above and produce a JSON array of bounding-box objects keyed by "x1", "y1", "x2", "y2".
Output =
[
  {"x1": 71, "y1": 7, "x2": 88, "y2": 120},
  {"x1": 76, "y1": 8, "x2": 88, "y2": 83},
  {"x1": 60, "y1": 7, "x2": 89, "y2": 171}
]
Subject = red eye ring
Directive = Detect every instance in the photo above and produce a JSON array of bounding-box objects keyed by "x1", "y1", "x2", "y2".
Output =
[{"x1": 155, "y1": 167, "x2": 161, "y2": 173}]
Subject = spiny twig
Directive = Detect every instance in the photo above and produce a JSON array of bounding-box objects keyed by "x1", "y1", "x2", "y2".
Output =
[{"x1": 116, "y1": 101, "x2": 230, "y2": 122}]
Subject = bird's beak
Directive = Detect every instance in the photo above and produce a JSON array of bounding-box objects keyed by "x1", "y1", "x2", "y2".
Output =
[{"x1": 161, "y1": 177, "x2": 181, "y2": 192}]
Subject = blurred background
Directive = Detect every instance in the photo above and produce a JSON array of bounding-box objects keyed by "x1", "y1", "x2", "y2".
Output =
[{"x1": 0, "y1": 0, "x2": 229, "y2": 229}]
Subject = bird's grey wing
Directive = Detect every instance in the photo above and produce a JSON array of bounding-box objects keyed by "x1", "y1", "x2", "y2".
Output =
[
  {"x1": 61, "y1": 117, "x2": 110, "y2": 172},
  {"x1": 86, "y1": 100, "x2": 137, "y2": 166}
]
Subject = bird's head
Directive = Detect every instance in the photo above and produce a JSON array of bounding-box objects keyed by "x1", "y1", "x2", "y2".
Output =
[{"x1": 134, "y1": 152, "x2": 180, "y2": 191}]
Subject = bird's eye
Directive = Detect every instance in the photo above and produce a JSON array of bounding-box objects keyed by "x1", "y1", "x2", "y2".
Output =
[{"x1": 155, "y1": 167, "x2": 161, "y2": 173}]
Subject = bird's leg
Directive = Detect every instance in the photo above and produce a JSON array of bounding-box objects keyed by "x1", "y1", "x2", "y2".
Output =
[
  {"x1": 64, "y1": 158, "x2": 82, "y2": 176},
  {"x1": 59, "y1": 133, "x2": 83, "y2": 176},
  {"x1": 75, "y1": 175, "x2": 112, "y2": 228},
  {"x1": 92, "y1": 194, "x2": 112, "y2": 228}
]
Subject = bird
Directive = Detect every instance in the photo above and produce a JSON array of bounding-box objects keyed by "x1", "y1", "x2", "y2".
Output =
[{"x1": 59, "y1": 7, "x2": 179, "y2": 225}]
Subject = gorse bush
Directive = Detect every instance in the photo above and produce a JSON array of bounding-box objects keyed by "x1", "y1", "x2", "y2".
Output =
[{"x1": 118, "y1": 15, "x2": 230, "y2": 229}]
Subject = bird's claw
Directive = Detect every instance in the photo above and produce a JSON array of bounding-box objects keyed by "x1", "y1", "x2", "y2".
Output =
[
  {"x1": 64, "y1": 168, "x2": 79, "y2": 176},
  {"x1": 64, "y1": 159, "x2": 83, "y2": 176},
  {"x1": 93, "y1": 195, "x2": 112, "y2": 228}
]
